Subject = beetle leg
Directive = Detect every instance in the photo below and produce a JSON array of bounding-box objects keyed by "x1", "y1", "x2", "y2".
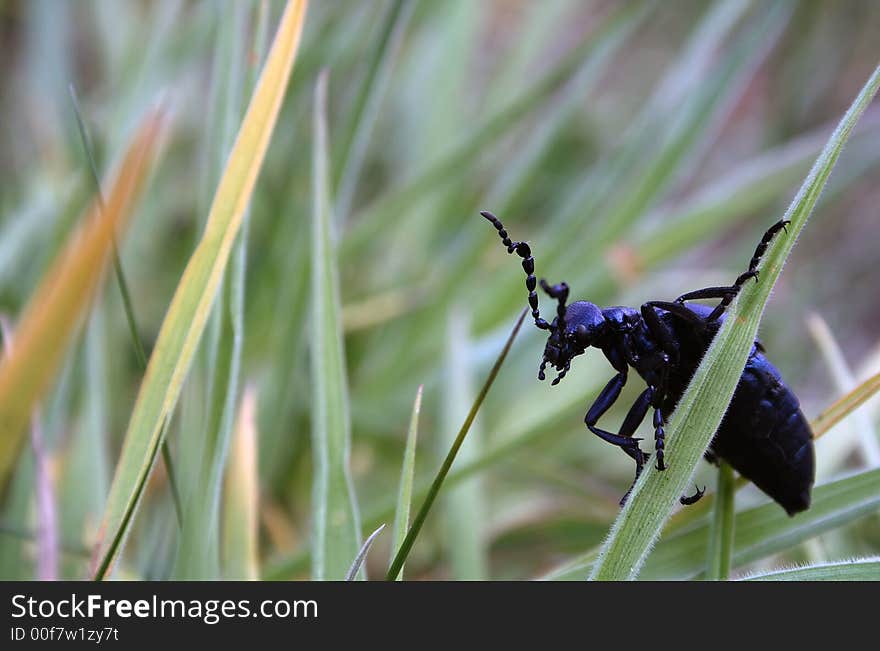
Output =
[
  {"x1": 745, "y1": 219, "x2": 790, "y2": 276},
  {"x1": 652, "y1": 403, "x2": 666, "y2": 471},
  {"x1": 645, "y1": 300, "x2": 706, "y2": 332},
  {"x1": 584, "y1": 373, "x2": 641, "y2": 448},
  {"x1": 585, "y1": 379, "x2": 661, "y2": 506},
  {"x1": 640, "y1": 303, "x2": 681, "y2": 364},
  {"x1": 673, "y1": 285, "x2": 744, "y2": 323},
  {"x1": 674, "y1": 219, "x2": 790, "y2": 322},
  {"x1": 639, "y1": 304, "x2": 682, "y2": 470}
]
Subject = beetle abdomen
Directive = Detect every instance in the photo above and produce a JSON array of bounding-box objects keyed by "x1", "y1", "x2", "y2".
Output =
[{"x1": 709, "y1": 353, "x2": 815, "y2": 515}]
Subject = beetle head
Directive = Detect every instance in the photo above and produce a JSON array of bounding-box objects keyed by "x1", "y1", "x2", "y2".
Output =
[{"x1": 539, "y1": 301, "x2": 607, "y2": 385}]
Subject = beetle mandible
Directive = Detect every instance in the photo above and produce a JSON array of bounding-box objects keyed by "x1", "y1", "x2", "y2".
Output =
[{"x1": 481, "y1": 210, "x2": 815, "y2": 515}]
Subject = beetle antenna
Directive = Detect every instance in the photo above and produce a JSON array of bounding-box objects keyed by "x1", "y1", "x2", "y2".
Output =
[{"x1": 481, "y1": 211, "x2": 551, "y2": 331}]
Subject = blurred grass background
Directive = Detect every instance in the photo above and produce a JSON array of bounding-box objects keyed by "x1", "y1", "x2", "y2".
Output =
[{"x1": 1, "y1": 0, "x2": 879, "y2": 580}]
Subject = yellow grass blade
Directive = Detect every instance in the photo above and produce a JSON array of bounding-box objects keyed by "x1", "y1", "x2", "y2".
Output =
[
  {"x1": 90, "y1": 0, "x2": 308, "y2": 579},
  {"x1": 222, "y1": 385, "x2": 259, "y2": 580},
  {"x1": 0, "y1": 112, "x2": 164, "y2": 487},
  {"x1": 812, "y1": 369, "x2": 880, "y2": 440}
]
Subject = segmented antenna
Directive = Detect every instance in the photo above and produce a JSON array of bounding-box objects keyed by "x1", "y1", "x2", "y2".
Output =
[{"x1": 481, "y1": 211, "x2": 550, "y2": 331}]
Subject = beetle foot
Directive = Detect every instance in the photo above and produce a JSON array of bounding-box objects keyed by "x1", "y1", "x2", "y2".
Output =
[{"x1": 679, "y1": 485, "x2": 706, "y2": 506}]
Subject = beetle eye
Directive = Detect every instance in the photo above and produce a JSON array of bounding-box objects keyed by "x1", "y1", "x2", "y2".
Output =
[{"x1": 576, "y1": 324, "x2": 589, "y2": 344}]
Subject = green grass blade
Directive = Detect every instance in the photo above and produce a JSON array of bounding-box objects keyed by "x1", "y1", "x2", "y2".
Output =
[
  {"x1": 58, "y1": 306, "x2": 111, "y2": 578},
  {"x1": 68, "y1": 83, "x2": 184, "y2": 528},
  {"x1": 175, "y1": 1, "x2": 253, "y2": 581},
  {"x1": 334, "y1": 0, "x2": 415, "y2": 223},
  {"x1": 545, "y1": 368, "x2": 880, "y2": 582},
  {"x1": 478, "y1": 2, "x2": 788, "y2": 330},
  {"x1": 386, "y1": 308, "x2": 527, "y2": 581},
  {"x1": 90, "y1": 0, "x2": 307, "y2": 580},
  {"x1": 742, "y1": 558, "x2": 880, "y2": 581},
  {"x1": 345, "y1": 524, "x2": 386, "y2": 582},
  {"x1": 67, "y1": 84, "x2": 148, "y2": 371},
  {"x1": 546, "y1": 466, "x2": 880, "y2": 580},
  {"x1": 441, "y1": 308, "x2": 488, "y2": 580},
  {"x1": 577, "y1": 1, "x2": 777, "y2": 250},
  {"x1": 310, "y1": 70, "x2": 363, "y2": 581},
  {"x1": 644, "y1": 467, "x2": 880, "y2": 580},
  {"x1": 389, "y1": 384, "x2": 422, "y2": 580},
  {"x1": 705, "y1": 462, "x2": 735, "y2": 580},
  {"x1": 483, "y1": 3, "x2": 649, "y2": 215},
  {"x1": 0, "y1": 453, "x2": 36, "y2": 578},
  {"x1": 589, "y1": 62, "x2": 880, "y2": 581},
  {"x1": 342, "y1": 2, "x2": 641, "y2": 254}
]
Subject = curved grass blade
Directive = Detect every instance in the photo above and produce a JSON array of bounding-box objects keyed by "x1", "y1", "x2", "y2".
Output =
[
  {"x1": 389, "y1": 384, "x2": 422, "y2": 580},
  {"x1": 310, "y1": 70, "x2": 363, "y2": 581},
  {"x1": 589, "y1": 63, "x2": 880, "y2": 581},
  {"x1": 643, "y1": 467, "x2": 880, "y2": 580},
  {"x1": 540, "y1": 374, "x2": 880, "y2": 582},
  {"x1": 343, "y1": 2, "x2": 641, "y2": 254},
  {"x1": 345, "y1": 524, "x2": 386, "y2": 582},
  {"x1": 441, "y1": 308, "x2": 488, "y2": 580},
  {"x1": 0, "y1": 112, "x2": 163, "y2": 489},
  {"x1": 334, "y1": 0, "x2": 415, "y2": 223},
  {"x1": 742, "y1": 558, "x2": 880, "y2": 581},
  {"x1": 385, "y1": 308, "x2": 527, "y2": 581},
  {"x1": 811, "y1": 369, "x2": 880, "y2": 440},
  {"x1": 90, "y1": 0, "x2": 308, "y2": 580},
  {"x1": 68, "y1": 83, "x2": 183, "y2": 526},
  {"x1": 547, "y1": 466, "x2": 880, "y2": 580},
  {"x1": 479, "y1": 1, "x2": 789, "y2": 332},
  {"x1": 807, "y1": 312, "x2": 880, "y2": 475},
  {"x1": 175, "y1": 1, "x2": 258, "y2": 581},
  {"x1": 270, "y1": 342, "x2": 880, "y2": 582},
  {"x1": 635, "y1": 117, "x2": 880, "y2": 271}
]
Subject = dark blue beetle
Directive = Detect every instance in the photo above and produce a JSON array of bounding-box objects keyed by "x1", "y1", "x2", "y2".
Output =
[{"x1": 482, "y1": 211, "x2": 814, "y2": 515}]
